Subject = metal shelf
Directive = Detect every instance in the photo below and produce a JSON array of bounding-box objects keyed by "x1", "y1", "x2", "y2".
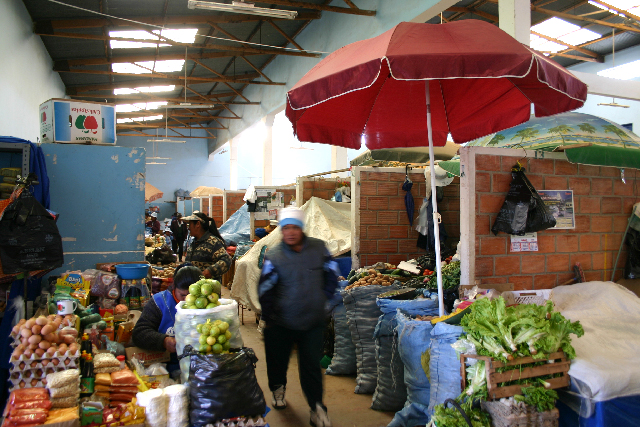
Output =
[{"x1": 0, "y1": 142, "x2": 30, "y2": 178}]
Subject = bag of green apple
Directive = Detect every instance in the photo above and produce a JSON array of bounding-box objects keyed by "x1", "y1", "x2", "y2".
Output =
[{"x1": 174, "y1": 282, "x2": 244, "y2": 382}]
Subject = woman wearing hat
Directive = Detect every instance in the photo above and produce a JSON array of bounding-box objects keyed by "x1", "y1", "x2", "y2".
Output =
[
  {"x1": 146, "y1": 212, "x2": 161, "y2": 236},
  {"x1": 182, "y1": 212, "x2": 231, "y2": 280}
]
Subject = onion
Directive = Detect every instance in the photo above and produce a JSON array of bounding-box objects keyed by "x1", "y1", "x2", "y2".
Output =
[
  {"x1": 20, "y1": 329, "x2": 32, "y2": 339},
  {"x1": 31, "y1": 325, "x2": 42, "y2": 335},
  {"x1": 35, "y1": 316, "x2": 48, "y2": 326}
]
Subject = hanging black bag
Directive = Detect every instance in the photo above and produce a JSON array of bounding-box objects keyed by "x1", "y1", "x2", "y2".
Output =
[
  {"x1": 0, "y1": 189, "x2": 63, "y2": 274},
  {"x1": 182, "y1": 345, "x2": 266, "y2": 426},
  {"x1": 491, "y1": 168, "x2": 556, "y2": 236}
]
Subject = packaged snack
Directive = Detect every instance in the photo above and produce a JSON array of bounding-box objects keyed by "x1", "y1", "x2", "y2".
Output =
[
  {"x1": 8, "y1": 412, "x2": 48, "y2": 425},
  {"x1": 9, "y1": 388, "x2": 48, "y2": 404},
  {"x1": 95, "y1": 373, "x2": 112, "y2": 386},
  {"x1": 110, "y1": 369, "x2": 138, "y2": 386},
  {"x1": 48, "y1": 406, "x2": 80, "y2": 424},
  {"x1": 51, "y1": 396, "x2": 76, "y2": 409},
  {"x1": 48, "y1": 381, "x2": 80, "y2": 399},
  {"x1": 94, "y1": 353, "x2": 120, "y2": 368},
  {"x1": 46, "y1": 369, "x2": 79, "y2": 389}
]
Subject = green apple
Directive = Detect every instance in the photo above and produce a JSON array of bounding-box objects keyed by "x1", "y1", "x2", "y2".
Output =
[
  {"x1": 200, "y1": 283, "x2": 213, "y2": 296},
  {"x1": 195, "y1": 297, "x2": 208, "y2": 309},
  {"x1": 206, "y1": 303, "x2": 217, "y2": 309},
  {"x1": 185, "y1": 294, "x2": 197, "y2": 304},
  {"x1": 188, "y1": 284, "x2": 201, "y2": 297},
  {"x1": 207, "y1": 294, "x2": 219, "y2": 304}
]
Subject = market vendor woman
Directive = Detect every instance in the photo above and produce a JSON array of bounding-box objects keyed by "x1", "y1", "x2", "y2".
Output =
[
  {"x1": 132, "y1": 264, "x2": 202, "y2": 375},
  {"x1": 183, "y1": 212, "x2": 231, "y2": 280}
]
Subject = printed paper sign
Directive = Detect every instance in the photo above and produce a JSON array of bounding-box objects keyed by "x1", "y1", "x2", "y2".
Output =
[
  {"x1": 538, "y1": 190, "x2": 575, "y2": 229},
  {"x1": 510, "y1": 232, "x2": 538, "y2": 252}
]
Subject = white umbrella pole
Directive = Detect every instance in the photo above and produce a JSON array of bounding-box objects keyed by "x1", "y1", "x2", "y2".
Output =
[{"x1": 425, "y1": 82, "x2": 445, "y2": 317}]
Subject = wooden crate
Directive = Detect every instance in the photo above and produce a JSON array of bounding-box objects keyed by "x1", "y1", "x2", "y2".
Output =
[{"x1": 460, "y1": 351, "x2": 570, "y2": 400}]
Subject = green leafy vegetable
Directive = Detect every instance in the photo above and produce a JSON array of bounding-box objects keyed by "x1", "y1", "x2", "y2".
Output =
[
  {"x1": 431, "y1": 404, "x2": 491, "y2": 427},
  {"x1": 459, "y1": 297, "x2": 583, "y2": 362},
  {"x1": 522, "y1": 385, "x2": 558, "y2": 412}
]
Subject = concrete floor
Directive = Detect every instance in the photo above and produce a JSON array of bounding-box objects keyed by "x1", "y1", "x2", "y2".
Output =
[{"x1": 226, "y1": 289, "x2": 395, "y2": 427}]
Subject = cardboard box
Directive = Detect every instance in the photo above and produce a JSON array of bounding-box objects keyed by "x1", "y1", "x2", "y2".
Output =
[
  {"x1": 125, "y1": 347, "x2": 170, "y2": 366},
  {"x1": 39, "y1": 98, "x2": 116, "y2": 145}
]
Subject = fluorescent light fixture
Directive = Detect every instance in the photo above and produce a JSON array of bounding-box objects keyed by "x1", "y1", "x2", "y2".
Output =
[
  {"x1": 112, "y1": 60, "x2": 185, "y2": 74},
  {"x1": 146, "y1": 162, "x2": 167, "y2": 165},
  {"x1": 109, "y1": 29, "x2": 198, "y2": 49},
  {"x1": 597, "y1": 101, "x2": 630, "y2": 107},
  {"x1": 114, "y1": 85, "x2": 176, "y2": 95},
  {"x1": 147, "y1": 138, "x2": 187, "y2": 143},
  {"x1": 188, "y1": 1, "x2": 298, "y2": 19},
  {"x1": 164, "y1": 103, "x2": 217, "y2": 109},
  {"x1": 117, "y1": 115, "x2": 164, "y2": 124},
  {"x1": 598, "y1": 59, "x2": 640, "y2": 80},
  {"x1": 530, "y1": 18, "x2": 600, "y2": 53}
]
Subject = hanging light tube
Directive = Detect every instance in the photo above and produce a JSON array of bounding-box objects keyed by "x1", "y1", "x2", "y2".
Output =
[{"x1": 187, "y1": 1, "x2": 298, "y2": 19}]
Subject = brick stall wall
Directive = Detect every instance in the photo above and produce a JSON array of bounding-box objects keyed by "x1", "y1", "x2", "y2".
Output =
[
  {"x1": 224, "y1": 191, "x2": 246, "y2": 221},
  {"x1": 474, "y1": 154, "x2": 640, "y2": 290},
  {"x1": 302, "y1": 178, "x2": 351, "y2": 204},
  {"x1": 199, "y1": 196, "x2": 223, "y2": 226},
  {"x1": 357, "y1": 169, "x2": 461, "y2": 267}
]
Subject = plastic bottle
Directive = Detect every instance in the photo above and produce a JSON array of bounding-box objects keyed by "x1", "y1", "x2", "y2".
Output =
[{"x1": 117, "y1": 355, "x2": 126, "y2": 370}]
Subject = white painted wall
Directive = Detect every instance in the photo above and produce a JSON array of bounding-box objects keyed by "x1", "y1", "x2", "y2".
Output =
[
  {"x1": 570, "y1": 44, "x2": 640, "y2": 132},
  {"x1": 0, "y1": 0, "x2": 65, "y2": 141}
]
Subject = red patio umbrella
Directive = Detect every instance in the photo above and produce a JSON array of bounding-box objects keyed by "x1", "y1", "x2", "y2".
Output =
[{"x1": 286, "y1": 20, "x2": 587, "y2": 315}]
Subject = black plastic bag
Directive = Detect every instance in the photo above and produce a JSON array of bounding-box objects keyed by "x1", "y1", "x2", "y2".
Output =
[
  {"x1": 624, "y1": 228, "x2": 640, "y2": 279},
  {"x1": 522, "y1": 171, "x2": 556, "y2": 233},
  {"x1": 0, "y1": 190, "x2": 63, "y2": 274},
  {"x1": 492, "y1": 169, "x2": 555, "y2": 236},
  {"x1": 182, "y1": 345, "x2": 266, "y2": 426}
]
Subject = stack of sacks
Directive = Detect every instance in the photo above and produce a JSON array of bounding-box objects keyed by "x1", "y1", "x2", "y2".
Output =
[
  {"x1": 95, "y1": 373, "x2": 113, "y2": 401},
  {"x1": 94, "y1": 353, "x2": 121, "y2": 374},
  {"x1": 46, "y1": 369, "x2": 80, "y2": 408},
  {"x1": 164, "y1": 384, "x2": 189, "y2": 427},
  {"x1": 2, "y1": 388, "x2": 51, "y2": 427},
  {"x1": 136, "y1": 388, "x2": 168, "y2": 427},
  {"x1": 110, "y1": 369, "x2": 140, "y2": 405}
]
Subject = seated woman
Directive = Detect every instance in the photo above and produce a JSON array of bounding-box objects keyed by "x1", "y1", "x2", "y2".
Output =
[
  {"x1": 132, "y1": 264, "x2": 202, "y2": 376},
  {"x1": 182, "y1": 212, "x2": 231, "y2": 281}
]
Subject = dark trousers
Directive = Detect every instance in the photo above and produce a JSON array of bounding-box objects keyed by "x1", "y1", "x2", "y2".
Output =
[
  {"x1": 264, "y1": 323, "x2": 324, "y2": 410},
  {"x1": 176, "y1": 240, "x2": 185, "y2": 261}
]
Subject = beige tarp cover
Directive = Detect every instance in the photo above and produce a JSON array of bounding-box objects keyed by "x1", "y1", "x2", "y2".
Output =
[
  {"x1": 145, "y1": 182, "x2": 163, "y2": 203},
  {"x1": 191, "y1": 186, "x2": 224, "y2": 196},
  {"x1": 230, "y1": 197, "x2": 351, "y2": 314}
]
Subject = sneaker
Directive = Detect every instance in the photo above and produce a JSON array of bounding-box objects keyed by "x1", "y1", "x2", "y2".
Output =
[
  {"x1": 272, "y1": 385, "x2": 287, "y2": 409},
  {"x1": 310, "y1": 403, "x2": 332, "y2": 427}
]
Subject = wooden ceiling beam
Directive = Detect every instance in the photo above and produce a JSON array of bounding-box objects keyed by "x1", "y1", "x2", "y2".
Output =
[
  {"x1": 589, "y1": 0, "x2": 640, "y2": 22},
  {"x1": 531, "y1": 30, "x2": 604, "y2": 61},
  {"x1": 192, "y1": 59, "x2": 251, "y2": 102},
  {"x1": 445, "y1": 6, "x2": 498, "y2": 21},
  {"x1": 117, "y1": 133, "x2": 217, "y2": 139},
  {"x1": 35, "y1": 12, "x2": 321, "y2": 30},
  {"x1": 539, "y1": 51, "x2": 601, "y2": 61},
  {"x1": 531, "y1": 6, "x2": 640, "y2": 33},
  {"x1": 36, "y1": 31, "x2": 321, "y2": 58},
  {"x1": 66, "y1": 78, "x2": 250, "y2": 94},
  {"x1": 54, "y1": 68, "x2": 269, "y2": 85},
  {"x1": 267, "y1": 20, "x2": 304, "y2": 51}
]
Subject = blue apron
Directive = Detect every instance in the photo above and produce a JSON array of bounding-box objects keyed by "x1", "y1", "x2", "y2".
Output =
[{"x1": 153, "y1": 290, "x2": 180, "y2": 374}]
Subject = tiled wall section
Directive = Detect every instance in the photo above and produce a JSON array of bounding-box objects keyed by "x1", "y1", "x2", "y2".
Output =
[
  {"x1": 475, "y1": 155, "x2": 640, "y2": 290},
  {"x1": 302, "y1": 178, "x2": 351, "y2": 204},
  {"x1": 358, "y1": 169, "x2": 461, "y2": 267}
]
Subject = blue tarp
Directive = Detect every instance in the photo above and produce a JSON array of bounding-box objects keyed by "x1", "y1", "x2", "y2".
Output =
[
  {"x1": 0, "y1": 136, "x2": 50, "y2": 209},
  {"x1": 219, "y1": 204, "x2": 250, "y2": 245}
]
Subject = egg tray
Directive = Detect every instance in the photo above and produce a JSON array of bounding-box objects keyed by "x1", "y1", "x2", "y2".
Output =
[
  {"x1": 8, "y1": 366, "x2": 80, "y2": 391},
  {"x1": 10, "y1": 351, "x2": 80, "y2": 373},
  {"x1": 9, "y1": 316, "x2": 79, "y2": 341}
]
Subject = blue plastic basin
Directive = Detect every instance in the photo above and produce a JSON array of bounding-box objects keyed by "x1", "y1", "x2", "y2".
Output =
[{"x1": 115, "y1": 263, "x2": 149, "y2": 279}]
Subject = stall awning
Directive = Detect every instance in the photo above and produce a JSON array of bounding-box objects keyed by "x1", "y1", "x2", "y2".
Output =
[
  {"x1": 564, "y1": 145, "x2": 640, "y2": 170},
  {"x1": 145, "y1": 182, "x2": 163, "y2": 203}
]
